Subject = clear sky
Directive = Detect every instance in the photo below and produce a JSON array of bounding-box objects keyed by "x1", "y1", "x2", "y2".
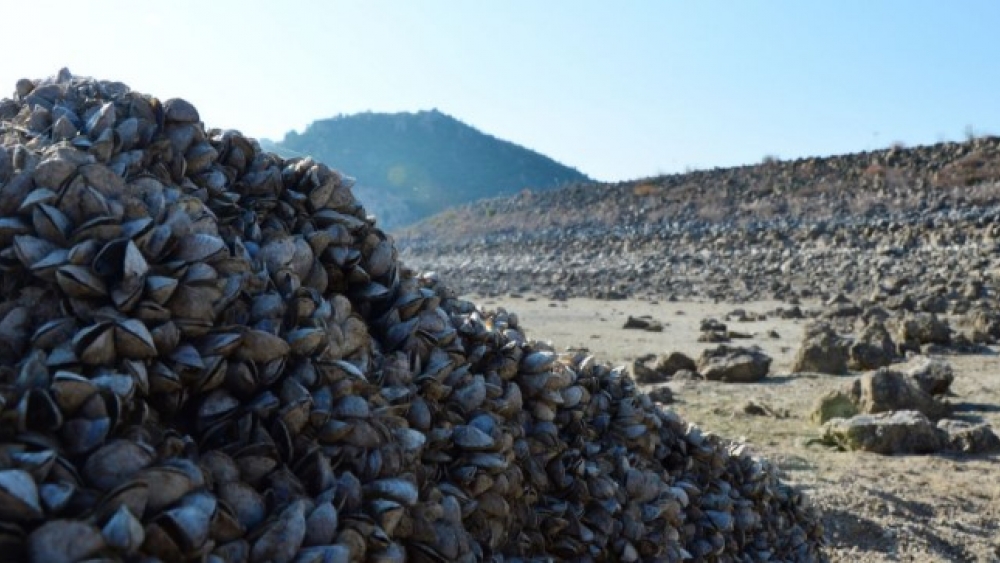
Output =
[{"x1": 5, "y1": 1, "x2": 1000, "y2": 182}]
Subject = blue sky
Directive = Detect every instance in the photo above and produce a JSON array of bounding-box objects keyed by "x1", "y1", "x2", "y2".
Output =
[{"x1": 4, "y1": 1, "x2": 999, "y2": 181}]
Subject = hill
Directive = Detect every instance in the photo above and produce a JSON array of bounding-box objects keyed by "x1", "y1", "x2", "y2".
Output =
[{"x1": 267, "y1": 110, "x2": 589, "y2": 229}]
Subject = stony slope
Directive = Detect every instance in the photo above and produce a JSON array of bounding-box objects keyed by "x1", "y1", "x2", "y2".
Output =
[{"x1": 396, "y1": 137, "x2": 1000, "y2": 304}]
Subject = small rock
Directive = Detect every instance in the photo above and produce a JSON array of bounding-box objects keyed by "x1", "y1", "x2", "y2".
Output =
[
  {"x1": 742, "y1": 400, "x2": 787, "y2": 418},
  {"x1": 623, "y1": 316, "x2": 663, "y2": 332},
  {"x1": 777, "y1": 306, "x2": 804, "y2": 319},
  {"x1": 697, "y1": 331, "x2": 730, "y2": 343},
  {"x1": 700, "y1": 318, "x2": 728, "y2": 332},
  {"x1": 823, "y1": 303, "x2": 862, "y2": 319}
]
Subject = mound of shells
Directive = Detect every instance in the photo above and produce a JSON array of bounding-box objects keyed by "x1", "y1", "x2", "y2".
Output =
[{"x1": 0, "y1": 69, "x2": 824, "y2": 562}]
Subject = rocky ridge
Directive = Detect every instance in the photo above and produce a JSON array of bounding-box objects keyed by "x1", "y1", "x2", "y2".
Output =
[{"x1": 397, "y1": 137, "x2": 1000, "y2": 307}]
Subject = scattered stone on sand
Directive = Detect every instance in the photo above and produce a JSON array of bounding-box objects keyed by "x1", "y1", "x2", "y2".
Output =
[{"x1": 697, "y1": 345, "x2": 772, "y2": 383}]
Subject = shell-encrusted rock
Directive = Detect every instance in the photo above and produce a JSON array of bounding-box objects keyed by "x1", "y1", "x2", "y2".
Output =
[
  {"x1": 28, "y1": 519, "x2": 105, "y2": 563},
  {"x1": 102, "y1": 505, "x2": 146, "y2": 553},
  {"x1": 0, "y1": 470, "x2": 43, "y2": 521}
]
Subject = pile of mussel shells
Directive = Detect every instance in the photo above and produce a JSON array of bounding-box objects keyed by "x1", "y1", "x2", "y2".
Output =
[{"x1": 0, "y1": 69, "x2": 825, "y2": 562}]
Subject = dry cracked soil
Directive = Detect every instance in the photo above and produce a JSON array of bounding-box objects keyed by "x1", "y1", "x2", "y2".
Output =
[{"x1": 470, "y1": 294, "x2": 1000, "y2": 563}]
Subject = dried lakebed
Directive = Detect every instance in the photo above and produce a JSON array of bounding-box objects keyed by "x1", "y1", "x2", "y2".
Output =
[{"x1": 473, "y1": 294, "x2": 1000, "y2": 562}]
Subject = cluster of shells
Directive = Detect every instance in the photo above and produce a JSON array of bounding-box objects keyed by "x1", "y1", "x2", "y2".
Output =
[{"x1": 0, "y1": 69, "x2": 824, "y2": 562}]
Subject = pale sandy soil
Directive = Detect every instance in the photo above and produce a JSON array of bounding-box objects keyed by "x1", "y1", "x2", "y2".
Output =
[{"x1": 472, "y1": 295, "x2": 1000, "y2": 563}]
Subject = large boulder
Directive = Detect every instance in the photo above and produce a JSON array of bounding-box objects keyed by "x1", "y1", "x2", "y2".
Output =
[
  {"x1": 822, "y1": 411, "x2": 945, "y2": 454},
  {"x1": 847, "y1": 321, "x2": 896, "y2": 371},
  {"x1": 895, "y1": 312, "x2": 951, "y2": 354},
  {"x1": 845, "y1": 368, "x2": 951, "y2": 420},
  {"x1": 903, "y1": 356, "x2": 954, "y2": 396},
  {"x1": 792, "y1": 322, "x2": 850, "y2": 374},
  {"x1": 822, "y1": 413, "x2": 1000, "y2": 455},
  {"x1": 937, "y1": 419, "x2": 1000, "y2": 454},
  {"x1": 697, "y1": 345, "x2": 771, "y2": 382}
]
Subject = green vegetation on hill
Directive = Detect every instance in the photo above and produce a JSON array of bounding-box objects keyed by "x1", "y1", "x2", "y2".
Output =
[{"x1": 267, "y1": 110, "x2": 590, "y2": 229}]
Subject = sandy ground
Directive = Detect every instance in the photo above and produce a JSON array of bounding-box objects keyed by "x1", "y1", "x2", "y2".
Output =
[{"x1": 472, "y1": 294, "x2": 1000, "y2": 563}]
